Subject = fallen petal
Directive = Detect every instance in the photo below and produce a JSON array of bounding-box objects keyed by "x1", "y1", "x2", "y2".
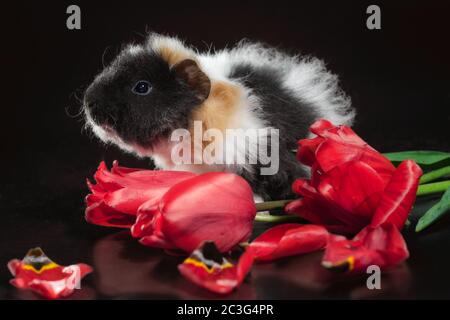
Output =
[
  {"x1": 178, "y1": 241, "x2": 253, "y2": 294},
  {"x1": 7, "y1": 248, "x2": 92, "y2": 299},
  {"x1": 322, "y1": 224, "x2": 409, "y2": 273},
  {"x1": 247, "y1": 224, "x2": 329, "y2": 262}
]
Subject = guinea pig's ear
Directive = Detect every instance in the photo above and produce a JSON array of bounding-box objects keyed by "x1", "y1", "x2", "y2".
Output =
[{"x1": 172, "y1": 59, "x2": 211, "y2": 102}]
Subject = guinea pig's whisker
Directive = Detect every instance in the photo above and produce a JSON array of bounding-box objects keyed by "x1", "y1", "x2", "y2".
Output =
[
  {"x1": 65, "y1": 105, "x2": 85, "y2": 119},
  {"x1": 101, "y1": 46, "x2": 113, "y2": 68}
]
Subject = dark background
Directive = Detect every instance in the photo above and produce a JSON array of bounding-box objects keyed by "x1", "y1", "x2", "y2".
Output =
[{"x1": 1, "y1": 0, "x2": 449, "y2": 299}]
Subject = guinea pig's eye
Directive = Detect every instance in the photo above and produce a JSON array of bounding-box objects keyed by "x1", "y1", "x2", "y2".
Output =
[{"x1": 132, "y1": 80, "x2": 152, "y2": 95}]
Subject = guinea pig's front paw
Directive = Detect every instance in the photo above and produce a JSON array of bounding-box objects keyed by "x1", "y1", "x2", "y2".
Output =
[{"x1": 253, "y1": 194, "x2": 264, "y2": 204}]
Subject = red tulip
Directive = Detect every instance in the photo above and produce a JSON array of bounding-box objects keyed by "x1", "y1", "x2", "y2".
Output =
[
  {"x1": 136, "y1": 172, "x2": 257, "y2": 253},
  {"x1": 322, "y1": 223, "x2": 409, "y2": 273},
  {"x1": 178, "y1": 241, "x2": 254, "y2": 294},
  {"x1": 7, "y1": 248, "x2": 92, "y2": 299},
  {"x1": 85, "y1": 161, "x2": 195, "y2": 228},
  {"x1": 284, "y1": 119, "x2": 422, "y2": 274},
  {"x1": 247, "y1": 224, "x2": 330, "y2": 262},
  {"x1": 286, "y1": 119, "x2": 422, "y2": 234}
]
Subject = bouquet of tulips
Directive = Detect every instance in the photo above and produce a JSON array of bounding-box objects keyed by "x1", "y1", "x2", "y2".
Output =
[{"x1": 83, "y1": 119, "x2": 449, "y2": 295}]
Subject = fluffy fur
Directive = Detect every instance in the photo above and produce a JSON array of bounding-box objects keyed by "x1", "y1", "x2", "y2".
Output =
[{"x1": 84, "y1": 33, "x2": 355, "y2": 200}]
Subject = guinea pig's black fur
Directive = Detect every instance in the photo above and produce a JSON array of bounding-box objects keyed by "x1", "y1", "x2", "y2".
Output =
[
  {"x1": 83, "y1": 33, "x2": 355, "y2": 200},
  {"x1": 84, "y1": 49, "x2": 201, "y2": 148}
]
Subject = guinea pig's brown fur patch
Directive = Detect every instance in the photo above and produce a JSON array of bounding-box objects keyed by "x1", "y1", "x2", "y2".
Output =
[
  {"x1": 188, "y1": 81, "x2": 243, "y2": 155},
  {"x1": 159, "y1": 45, "x2": 194, "y2": 66},
  {"x1": 150, "y1": 36, "x2": 196, "y2": 67},
  {"x1": 149, "y1": 35, "x2": 244, "y2": 161}
]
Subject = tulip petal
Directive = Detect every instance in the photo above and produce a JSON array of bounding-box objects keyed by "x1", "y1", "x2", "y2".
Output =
[
  {"x1": 93, "y1": 161, "x2": 124, "y2": 191},
  {"x1": 317, "y1": 161, "x2": 385, "y2": 223},
  {"x1": 93, "y1": 161, "x2": 196, "y2": 191},
  {"x1": 285, "y1": 198, "x2": 359, "y2": 234},
  {"x1": 315, "y1": 139, "x2": 395, "y2": 181},
  {"x1": 85, "y1": 201, "x2": 136, "y2": 228},
  {"x1": 290, "y1": 162, "x2": 387, "y2": 233},
  {"x1": 371, "y1": 160, "x2": 422, "y2": 229},
  {"x1": 131, "y1": 211, "x2": 155, "y2": 238},
  {"x1": 290, "y1": 180, "x2": 350, "y2": 226},
  {"x1": 309, "y1": 118, "x2": 335, "y2": 135},
  {"x1": 292, "y1": 178, "x2": 321, "y2": 199},
  {"x1": 247, "y1": 224, "x2": 329, "y2": 262},
  {"x1": 138, "y1": 211, "x2": 177, "y2": 249},
  {"x1": 301, "y1": 120, "x2": 396, "y2": 183},
  {"x1": 310, "y1": 119, "x2": 367, "y2": 147},
  {"x1": 178, "y1": 241, "x2": 253, "y2": 294},
  {"x1": 85, "y1": 193, "x2": 103, "y2": 207},
  {"x1": 103, "y1": 187, "x2": 167, "y2": 215},
  {"x1": 7, "y1": 248, "x2": 92, "y2": 299},
  {"x1": 85, "y1": 161, "x2": 196, "y2": 228},
  {"x1": 86, "y1": 179, "x2": 106, "y2": 195},
  {"x1": 297, "y1": 136, "x2": 324, "y2": 166},
  {"x1": 159, "y1": 172, "x2": 256, "y2": 253},
  {"x1": 111, "y1": 160, "x2": 141, "y2": 175},
  {"x1": 139, "y1": 234, "x2": 176, "y2": 250},
  {"x1": 101, "y1": 167, "x2": 198, "y2": 215},
  {"x1": 322, "y1": 223, "x2": 409, "y2": 273},
  {"x1": 113, "y1": 161, "x2": 196, "y2": 184}
]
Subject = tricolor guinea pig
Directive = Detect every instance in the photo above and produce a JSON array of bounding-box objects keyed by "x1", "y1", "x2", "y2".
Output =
[{"x1": 83, "y1": 33, "x2": 355, "y2": 200}]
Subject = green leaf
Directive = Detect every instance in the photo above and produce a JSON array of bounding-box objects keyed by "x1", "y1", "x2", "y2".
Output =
[
  {"x1": 383, "y1": 151, "x2": 450, "y2": 168},
  {"x1": 415, "y1": 187, "x2": 450, "y2": 232}
]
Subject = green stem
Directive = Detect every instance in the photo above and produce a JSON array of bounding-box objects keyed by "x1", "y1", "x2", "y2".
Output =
[
  {"x1": 254, "y1": 213, "x2": 304, "y2": 223},
  {"x1": 417, "y1": 180, "x2": 450, "y2": 196},
  {"x1": 255, "y1": 199, "x2": 293, "y2": 211},
  {"x1": 420, "y1": 166, "x2": 450, "y2": 184}
]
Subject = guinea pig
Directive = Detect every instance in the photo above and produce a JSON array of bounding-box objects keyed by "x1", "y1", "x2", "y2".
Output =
[{"x1": 83, "y1": 33, "x2": 355, "y2": 201}]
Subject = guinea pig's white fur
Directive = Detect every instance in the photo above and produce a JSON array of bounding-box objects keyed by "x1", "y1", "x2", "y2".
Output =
[
  {"x1": 86, "y1": 34, "x2": 354, "y2": 199},
  {"x1": 148, "y1": 35, "x2": 348, "y2": 165}
]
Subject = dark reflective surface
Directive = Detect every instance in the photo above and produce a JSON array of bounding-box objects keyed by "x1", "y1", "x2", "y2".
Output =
[{"x1": 1, "y1": 0, "x2": 450, "y2": 299}]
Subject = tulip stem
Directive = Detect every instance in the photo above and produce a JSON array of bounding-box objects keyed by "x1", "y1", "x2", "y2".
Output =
[
  {"x1": 417, "y1": 180, "x2": 450, "y2": 196},
  {"x1": 254, "y1": 213, "x2": 304, "y2": 223},
  {"x1": 255, "y1": 199, "x2": 294, "y2": 212},
  {"x1": 419, "y1": 166, "x2": 450, "y2": 184}
]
